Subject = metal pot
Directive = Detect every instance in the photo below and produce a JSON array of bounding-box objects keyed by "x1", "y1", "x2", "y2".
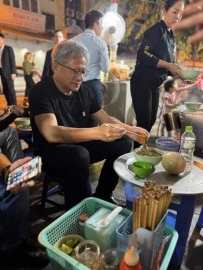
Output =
[{"x1": 163, "y1": 112, "x2": 181, "y2": 131}]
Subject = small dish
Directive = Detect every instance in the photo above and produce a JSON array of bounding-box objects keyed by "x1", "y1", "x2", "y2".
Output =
[
  {"x1": 132, "y1": 161, "x2": 152, "y2": 178},
  {"x1": 17, "y1": 126, "x2": 32, "y2": 132}
]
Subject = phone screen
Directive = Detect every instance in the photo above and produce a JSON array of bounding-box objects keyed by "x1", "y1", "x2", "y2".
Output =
[{"x1": 7, "y1": 157, "x2": 41, "y2": 187}]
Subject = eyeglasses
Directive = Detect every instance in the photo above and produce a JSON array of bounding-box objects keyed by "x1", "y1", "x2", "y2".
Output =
[{"x1": 56, "y1": 62, "x2": 89, "y2": 77}]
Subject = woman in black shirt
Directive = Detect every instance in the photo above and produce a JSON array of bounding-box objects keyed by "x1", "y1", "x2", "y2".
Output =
[{"x1": 131, "y1": 0, "x2": 185, "y2": 148}]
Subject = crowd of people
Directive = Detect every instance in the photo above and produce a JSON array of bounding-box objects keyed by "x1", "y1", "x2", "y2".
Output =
[{"x1": 1, "y1": 0, "x2": 203, "y2": 267}]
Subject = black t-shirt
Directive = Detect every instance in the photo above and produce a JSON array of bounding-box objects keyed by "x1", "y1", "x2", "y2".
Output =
[{"x1": 29, "y1": 77, "x2": 101, "y2": 154}]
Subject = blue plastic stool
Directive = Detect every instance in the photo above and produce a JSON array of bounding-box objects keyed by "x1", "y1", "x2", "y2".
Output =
[{"x1": 197, "y1": 207, "x2": 203, "y2": 228}]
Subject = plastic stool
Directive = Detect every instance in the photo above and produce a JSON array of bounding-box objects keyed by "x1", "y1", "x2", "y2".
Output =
[
  {"x1": 41, "y1": 174, "x2": 65, "y2": 210},
  {"x1": 197, "y1": 207, "x2": 203, "y2": 228}
]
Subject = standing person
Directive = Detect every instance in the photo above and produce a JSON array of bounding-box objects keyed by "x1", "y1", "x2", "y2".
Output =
[
  {"x1": 72, "y1": 9, "x2": 109, "y2": 108},
  {"x1": 130, "y1": 0, "x2": 185, "y2": 149},
  {"x1": 0, "y1": 33, "x2": 17, "y2": 106},
  {"x1": 23, "y1": 52, "x2": 36, "y2": 97},
  {"x1": 29, "y1": 40, "x2": 149, "y2": 210},
  {"x1": 41, "y1": 30, "x2": 64, "y2": 80},
  {"x1": 160, "y1": 79, "x2": 181, "y2": 137}
]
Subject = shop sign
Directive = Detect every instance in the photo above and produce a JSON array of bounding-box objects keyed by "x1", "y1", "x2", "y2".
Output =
[
  {"x1": 184, "y1": 59, "x2": 203, "y2": 71},
  {"x1": 0, "y1": 4, "x2": 45, "y2": 33}
]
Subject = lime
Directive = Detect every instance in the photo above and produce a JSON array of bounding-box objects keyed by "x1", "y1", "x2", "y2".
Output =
[{"x1": 61, "y1": 244, "x2": 73, "y2": 255}]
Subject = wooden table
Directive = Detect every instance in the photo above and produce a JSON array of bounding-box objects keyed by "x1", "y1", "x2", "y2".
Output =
[{"x1": 114, "y1": 152, "x2": 203, "y2": 267}]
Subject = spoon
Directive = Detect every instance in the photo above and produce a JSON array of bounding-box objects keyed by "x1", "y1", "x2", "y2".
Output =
[{"x1": 140, "y1": 138, "x2": 150, "y2": 155}]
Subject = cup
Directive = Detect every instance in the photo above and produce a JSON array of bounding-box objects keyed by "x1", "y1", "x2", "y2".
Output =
[
  {"x1": 100, "y1": 249, "x2": 123, "y2": 270},
  {"x1": 75, "y1": 240, "x2": 100, "y2": 270}
]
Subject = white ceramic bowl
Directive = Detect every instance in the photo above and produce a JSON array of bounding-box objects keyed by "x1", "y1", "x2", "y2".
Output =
[
  {"x1": 14, "y1": 117, "x2": 30, "y2": 128},
  {"x1": 184, "y1": 102, "x2": 202, "y2": 111},
  {"x1": 133, "y1": 147, "x2": 165, "y2": 166},
  {"x1": 54, "y1": 234, "x2": 85, "y2": 248}
]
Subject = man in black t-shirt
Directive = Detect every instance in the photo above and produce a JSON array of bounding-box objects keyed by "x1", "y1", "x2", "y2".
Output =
[{"x1": 29, "y1": 40, "x2": 149, "y2": 210}]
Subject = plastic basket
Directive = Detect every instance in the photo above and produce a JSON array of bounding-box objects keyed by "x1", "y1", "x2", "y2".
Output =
[
  {"x1": 38, "y1": 197, "x2": 131, "y2": 270},
  {"x1": 159, "y1": 225, "x2": 178, "y2": 270},
  {"x1": 116, "y1": 212, "x2": 168, "y2": 270}
]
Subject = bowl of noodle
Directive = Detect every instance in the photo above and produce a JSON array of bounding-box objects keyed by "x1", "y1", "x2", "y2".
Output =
[{"x1": 133, "y1": 147, "x2": 165, "y2": 166}]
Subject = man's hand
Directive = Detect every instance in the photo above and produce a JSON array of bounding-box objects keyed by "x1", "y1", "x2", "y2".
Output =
[
  {"x1": 125, "y1": 126, "x2": 150, "y2": 144},
  {"x1": 98, "y1": 124, "x2": 126, "y2": 142},
  {"x1": 6, "y1": 157, "x2": 35, "y2": 194},
  {"x1": 11, "y1": 74, "x2": 16, "y2": 80}
]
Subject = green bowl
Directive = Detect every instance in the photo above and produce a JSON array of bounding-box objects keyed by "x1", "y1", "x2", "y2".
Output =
[
  {"x1": 14, "y1": 117, "x2": 30, "y2": 128},
  {"x1": 133, "y1": 147, "x2": 165, "y2": 166},
  {"x1": 184, "y1": 102, "x2": 202, "y2": 111},
  {"x1": 132, "y1": 161, "x2": 152, "y2": 178},
  {"x1": 181, "y1": 70, "x2": 201, "y2": 81}
]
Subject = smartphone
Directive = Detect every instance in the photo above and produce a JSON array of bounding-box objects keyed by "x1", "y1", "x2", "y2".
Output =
[{"x1": 6, "y1": 156, "x2": 42, "y2": 188}]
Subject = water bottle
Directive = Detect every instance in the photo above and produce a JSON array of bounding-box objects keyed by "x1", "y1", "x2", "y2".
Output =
[{"x1": 180, "y1": 126, "x2": 196, "y2": 172}]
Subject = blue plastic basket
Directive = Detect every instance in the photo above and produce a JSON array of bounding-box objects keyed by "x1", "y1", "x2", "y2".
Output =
[
  {"x1": 38, "y1": 197, "x2": 131, "y2": 270},
  {"x1": 38, "y1": 198, "x2": 178, "y2": 270}
]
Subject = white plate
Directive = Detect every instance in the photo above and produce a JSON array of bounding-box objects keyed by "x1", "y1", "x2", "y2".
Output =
[
  {"x1": 125, "y1": 156, "x2": 155, "y2": 180},
  {"x1": 17, "y1": 126, "x2": 32, "y2": 132}
]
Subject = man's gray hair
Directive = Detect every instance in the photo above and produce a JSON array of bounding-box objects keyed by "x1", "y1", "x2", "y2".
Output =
[{"x1": 51, "y1": 40, "x2": 89, "y2": 65}]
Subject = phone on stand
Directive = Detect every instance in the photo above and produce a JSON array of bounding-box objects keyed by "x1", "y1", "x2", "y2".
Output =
[{"x1": 6, "y1": 156, "x2": 42, "y2": 188}]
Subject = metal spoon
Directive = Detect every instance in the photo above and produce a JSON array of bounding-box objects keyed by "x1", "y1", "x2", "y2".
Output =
[{"x1": 140, "y1": 138, "x2": 150, "y2": 155}]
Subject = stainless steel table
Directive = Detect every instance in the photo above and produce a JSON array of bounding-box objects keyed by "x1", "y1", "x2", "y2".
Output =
[{"x1": 114, "y1": 152, "x2": 203, "y2": 267}]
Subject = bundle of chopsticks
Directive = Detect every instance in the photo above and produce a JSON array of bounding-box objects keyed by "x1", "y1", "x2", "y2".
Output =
[{"x1": 132, "y1": 180, "x2": 172, "y2": 231}]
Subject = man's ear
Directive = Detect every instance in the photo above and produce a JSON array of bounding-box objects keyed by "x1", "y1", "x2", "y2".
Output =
[
  {"x1": 93, "y1": 22, "x2": 98, "y2": 30},
  {"x1": 52, "y1": 62, "x2": 58, "y2": 72}
]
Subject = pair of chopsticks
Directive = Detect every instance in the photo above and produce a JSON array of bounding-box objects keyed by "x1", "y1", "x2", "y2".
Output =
[{"x1": 105, "y1": 124, "x2": 146, "y2": 138}]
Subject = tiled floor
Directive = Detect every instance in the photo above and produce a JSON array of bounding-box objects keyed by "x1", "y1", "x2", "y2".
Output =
[{"x1": 1, "y1": 95, "x2": 203, "y2": 270}]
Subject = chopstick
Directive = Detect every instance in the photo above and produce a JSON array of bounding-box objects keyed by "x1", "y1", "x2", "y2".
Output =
[
  {"x1": 132, "y1": 181, "x2": 173, "y2": 232},
  {"x1": 106, "y1": 124, "x2": 146, "y2": 138}
]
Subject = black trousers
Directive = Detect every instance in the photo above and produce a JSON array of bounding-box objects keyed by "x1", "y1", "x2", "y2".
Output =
[
  {"x1": 0, "y1": 69, "x2": 17, "y2": 105},
  {"x1": 130, "y1": 78, "x2": 160, "y2": 149},
  {"x1": 24, "y1": 74, "x2": 35, "y2": 97},
  {"x1": 39, "y1": 137, "x2": 132, "y2": 210}
]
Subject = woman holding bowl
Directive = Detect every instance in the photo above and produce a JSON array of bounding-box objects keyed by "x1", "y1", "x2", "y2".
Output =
[{"x1": 131, "y1": 0, "x2": 185, "y2": 149}]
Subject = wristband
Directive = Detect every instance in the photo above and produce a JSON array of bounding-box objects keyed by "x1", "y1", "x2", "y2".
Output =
[{"x1": 2, "y1": 165, "x2": 11, "y2": 181}]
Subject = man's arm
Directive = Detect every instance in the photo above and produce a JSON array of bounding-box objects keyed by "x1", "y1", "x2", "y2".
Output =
[
  {"x1": 34, "y1": 113, "x2": 103, "y2": 144},
  {"x1": 100, "y1": 42, "x2": 109, "y2": 73}
]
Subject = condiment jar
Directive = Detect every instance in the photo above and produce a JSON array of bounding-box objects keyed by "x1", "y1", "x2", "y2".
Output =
[
  {"x1": 79, "y1": 213, "x2": 91, "y2": 237},
  {"x1": 75, "y1": 240, "x2": 100, "y2": 270},
  {"x1": 120, "y1": 246, "x2": 142, "y2": 270},
  {"x1": 100, "y1": 248, "x2": 123, "y2": 270}
]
